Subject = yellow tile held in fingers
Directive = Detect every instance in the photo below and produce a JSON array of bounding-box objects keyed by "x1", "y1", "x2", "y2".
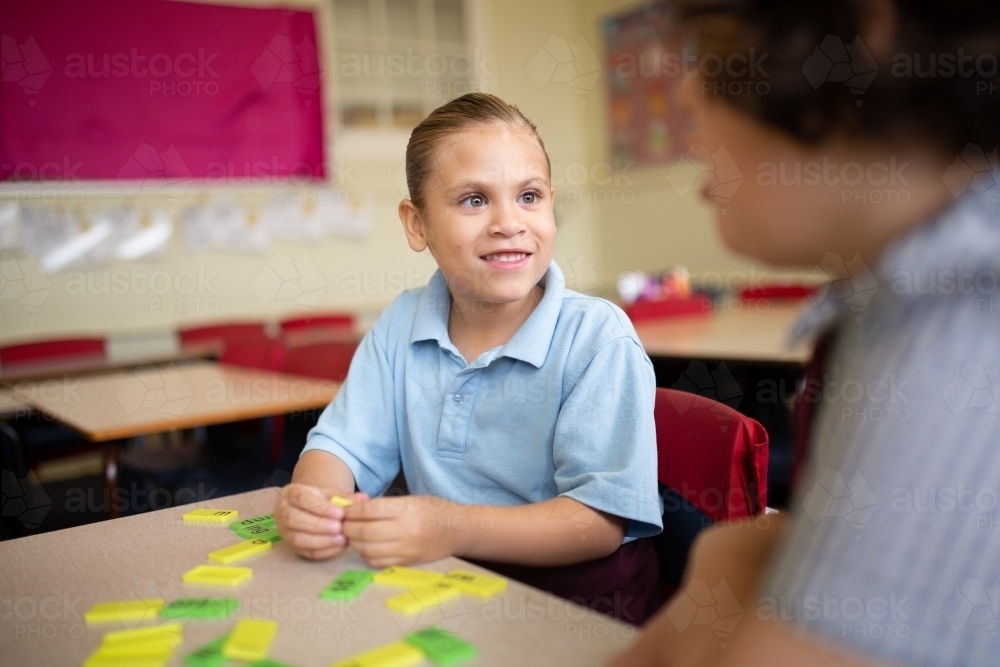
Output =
[
  {"x1": 443, "y1": 569, "x2": 507, "y2": 598},
  {"x1": 330, "y1": 496, "x2": 354, "y2": 507},
  {"x1": 102, "y1": 623, "x2": 183, "y2": 647},
  {"x1": 331, "y1": 640, "x2": 424, "y2": 667},
  {"x1": 182, "y1": 565, "x2": 253, "y2": 587},
  {"x1": 183, "y1": 509, "x2": 238, "y2": 525},
  {"x1": 222, "y1": 618, "x2": 278, "y2": 661},
  {"x1": 386, "y1": 582, "x2": 459, "y2": 615},
  {"x1": 372, "y1": 566, "x2": 445, "y2": 589},
  {"x1": 85, "y1": 599, "x2": 165, "y2": 624},
  {"x1": 208, "y1": 539, "x2": 272, "y2": 564}
]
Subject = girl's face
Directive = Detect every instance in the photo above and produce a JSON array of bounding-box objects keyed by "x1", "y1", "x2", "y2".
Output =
[{"x1": 400, "y1": 124, "x2": 556, "y2": 307}]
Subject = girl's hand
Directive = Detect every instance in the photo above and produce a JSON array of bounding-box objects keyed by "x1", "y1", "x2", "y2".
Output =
[
  {"x1": 274, "y1": 483, "x2": 368, "y2": 560},
  {"x1": 341, "y1": 495, "x2": 461, "y2": 568}
]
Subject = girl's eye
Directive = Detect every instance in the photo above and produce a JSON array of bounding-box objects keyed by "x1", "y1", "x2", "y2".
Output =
[
  {"x1": 518, "y1": 191, "x2": 540, "y2": 205},
  {"x1": 461, "y1": 194, "x2": 486, "y2": 208}
]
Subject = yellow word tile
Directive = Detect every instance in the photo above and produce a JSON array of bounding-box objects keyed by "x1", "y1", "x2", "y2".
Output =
[
  {"x1": 183, "y1": 509, "x2": 238, "y2": 525},
  {"x1": 330, "y1": 496, "x2": 354, "y2": 507},
  {"x1": 208, "y1": 539, "x2": 272, "y2": 564},
  {"x1": 222, "y1": 618, "x2": 278, "y2": 661},
  {"x1": 386, "y1": 582, "x2": 459, "y2": 615},
  {"x1": 373, "y1": 566, "x2": 445, "y2": 589},
  {"x1": 83, "y1": 622, "x2": 183, "y2": 667},
  {"x1": 85, "y1": 599, "x2": 165, "y2": 625},
  {"x1": 84, "y1": 650, "x2": 171, "y2": 667},
  {"x1": 331, "y1": 640, "x2": 424, "y2": 667},
  {"x1": 182, "y1": 565, "x2": 253, "y2": 587},
  {"x1": 102, "y1": 623, "x2": 183, "y2": 647},
  {"x1": 88, "y1": 640, "x2": 176, "y2": 660},
  {"x1": 444, "y1": 569, "x2": 507, "y2": 598}
]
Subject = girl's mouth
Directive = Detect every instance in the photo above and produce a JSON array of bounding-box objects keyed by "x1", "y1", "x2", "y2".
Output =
[{"x1": 481, "y1": 251, "x2": 531, "y2": 269}]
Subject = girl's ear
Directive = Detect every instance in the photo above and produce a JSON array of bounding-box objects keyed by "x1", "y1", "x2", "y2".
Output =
[{"x1": 398, "y1": 199, "x2": 429, "y2": 253}]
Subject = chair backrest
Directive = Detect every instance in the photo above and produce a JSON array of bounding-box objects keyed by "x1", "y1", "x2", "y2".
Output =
[
  {"x1": 0, "y1": 338, "x2": 106, "y2": 366},
  {"x1": 279, "y1": 313, "x2": 354, "y2": 333},
  {"x1": 652, "y1": 387, "x2": 769, "y2": 587},
  {"x1": 739, "y1": 284, "x2": 819, "y2": 302},
  {"x1": 280, "y1": 340, "x2": 358, "y2": 382},
  {"x1": 178, "y1": 323, "x2": 280, "y2": 370}
]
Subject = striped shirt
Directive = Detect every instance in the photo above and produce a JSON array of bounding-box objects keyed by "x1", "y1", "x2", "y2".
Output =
[{"x1": 761, "y1": 191, "x2": 1000, "y2": 666}]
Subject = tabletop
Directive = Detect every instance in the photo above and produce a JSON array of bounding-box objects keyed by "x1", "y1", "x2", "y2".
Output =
[
  {"x1": 0, "y1": 489, "x2": 637, "y2": 667},
  {"x1": 0, "y1": 342, "x2": 223, "y2": 385},
  {"x1": 0, "y1": 385, "x2": 31, "y2": 419},
  {"x1": 19, "y1": 360, "x2": 339, "y2": 442},
  {"x1": 633, "y1": 302, "x2": 813, "y2": 364}
]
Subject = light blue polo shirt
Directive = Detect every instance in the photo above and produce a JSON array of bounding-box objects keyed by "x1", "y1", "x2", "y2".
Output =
[{"x1": 302, "y1": 262, "x2": 663, "y2": 539}]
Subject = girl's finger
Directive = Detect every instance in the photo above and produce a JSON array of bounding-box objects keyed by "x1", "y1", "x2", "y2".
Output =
[
  {"x1": 283, "y1": 509, "x2": 342, "y2": 535},
  {"x1": 299, "y1": 544, "x2": 347, "y2": 561},
  {"x1": 287, "y1": 531, "x2": 346, "y2": 552},
  {"x1": 350, "y1": 539, "x2": 403, "y2": 561},
  {"x1": 342, "y1": 518, "x2": 397, "y2": 542}
]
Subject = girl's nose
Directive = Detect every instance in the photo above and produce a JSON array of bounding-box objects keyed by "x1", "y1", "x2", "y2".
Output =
[{"x1": 488, "y1": 201, "x2": 526, "y2": 236}]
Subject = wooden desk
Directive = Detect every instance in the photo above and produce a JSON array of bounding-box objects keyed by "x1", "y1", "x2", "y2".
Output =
[
  {"x1": 0, "y1": 489, "x2": 635, "y2": 667},
  {"x1": 634, "y1": 302, "x2": 813, "y2": 364},
  {"x1": 22, "y1": 360, "x2": 337, "y2": 443},
  {"x1": 16, "y1": 361, "x2": 337, "y2": 518},
  {"x1": 0, "y1": 342, "x2": 223, "y2": 385},
  {"x1": 0, "y1": 385, "x2": 32, "y2": 419}
]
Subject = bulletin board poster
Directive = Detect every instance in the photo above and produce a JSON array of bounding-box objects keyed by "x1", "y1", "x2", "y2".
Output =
[
  {"x1": 1, "y1": 0, "x2": 325, "y2": 185},
  {"x1": 603, "y1": 3, "x2": 690, "y2": 166}
]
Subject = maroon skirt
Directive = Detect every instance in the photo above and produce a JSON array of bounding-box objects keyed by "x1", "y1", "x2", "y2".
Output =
[{"x1": 468, "y1": 538, "x2": 665, "y2": 625}]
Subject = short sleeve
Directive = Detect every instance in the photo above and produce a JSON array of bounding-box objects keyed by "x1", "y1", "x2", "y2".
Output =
[
  {"x1": 301, "y1": 325, "x2": 401, "y2": 496},
  {"x1": 552, "y1": 336, "x2": 663, "y2": 539}
]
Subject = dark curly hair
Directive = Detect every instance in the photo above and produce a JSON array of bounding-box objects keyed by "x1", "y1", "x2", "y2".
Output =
[{"x1": 670, "y1": 0, "x2": 999, "y2": 153}]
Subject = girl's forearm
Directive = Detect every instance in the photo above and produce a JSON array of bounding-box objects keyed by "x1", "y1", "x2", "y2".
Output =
[
  {"x1": 446, "y1": 496, "x2": 626, "y2": 566},
  {"x1": 292, "y1": 450, "x2": 356, "y2": 494}
]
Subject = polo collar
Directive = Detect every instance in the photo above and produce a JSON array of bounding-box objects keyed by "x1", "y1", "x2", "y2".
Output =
[{"x1": 410, "y1": 261, "x2": 566, "y2": 368}]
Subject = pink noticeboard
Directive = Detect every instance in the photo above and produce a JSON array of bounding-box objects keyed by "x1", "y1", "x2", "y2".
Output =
[{"x1": 1, "y1": 0, "x2": 326, "y2": 185}]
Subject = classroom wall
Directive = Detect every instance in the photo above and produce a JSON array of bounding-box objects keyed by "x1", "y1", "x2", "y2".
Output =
[
  {"x1": 577, "y1": 0, "x2": 807, "y2": 297},
  {"x1": 0, "y1": 0, "x2": 605, "y2": 344},
  {"x1": 0, "y1": 0, "x2": 799, "y2": 346}
]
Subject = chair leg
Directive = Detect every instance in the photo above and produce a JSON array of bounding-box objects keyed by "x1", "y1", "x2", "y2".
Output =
[
  {"x1": 269, "y1": 415, "x2": 285, "y2": 467},
  {"x1": 103, "y1": 443, "x2": 121, "y2": 519}
]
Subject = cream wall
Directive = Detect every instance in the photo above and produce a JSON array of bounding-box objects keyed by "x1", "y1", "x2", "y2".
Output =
[
  {"x1": 0, "y1": 0, "x2": 791, "y2": 345},
  {"x1": 577, "y1": 0, "x2": 806, "y2": 295},
  {"x1": 0, "y1": 0, "x2": 601, "y2": 344}
]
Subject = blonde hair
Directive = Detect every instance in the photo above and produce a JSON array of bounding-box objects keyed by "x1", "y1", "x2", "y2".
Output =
[{"x1": 404, "y1": 93, "x2": 551, "y2": 210}]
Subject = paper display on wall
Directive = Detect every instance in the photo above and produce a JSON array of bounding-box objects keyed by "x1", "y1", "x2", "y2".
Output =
[
  {"x1": 1, "y1": 191, "x2": 373, "y2": 273},
  {"x1": 182, "y1": 192, "x2": 373, "y2": 253},
  {"x1": 5, "y1": 206, "x2": 174, "y2": 272}
]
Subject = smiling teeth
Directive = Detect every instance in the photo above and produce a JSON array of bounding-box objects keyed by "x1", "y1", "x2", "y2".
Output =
[{"x1": 484, "y1": 253, "x2": 527, "y2": 262}]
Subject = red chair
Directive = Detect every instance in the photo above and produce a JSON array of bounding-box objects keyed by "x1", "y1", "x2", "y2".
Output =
[
  {"x1": 652, "y1": 387, "x2": 769, "y2": 592},
  {"x1": 739, "y1": 284, "x2": 819, "y2": 302},
  {"x1": 0, "y1": 337, "x2": 105, "y2": 366},
  {"x1": 263, "y1": 338, "x2": 358, "y2": 465},
  {"x1": 280, "y1": 340, "x2": 358, "y2": 383},
  {"x1": 279, "y1": 313, "x2": 354, "y2": 333},
  {"x1": 178, "y1": 323, "x2": 282, "y2": 370}
]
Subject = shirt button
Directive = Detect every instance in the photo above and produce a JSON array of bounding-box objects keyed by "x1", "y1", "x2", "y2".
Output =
[{"x1": 452, "y1": 394, "x2": 463, "y2": 406}]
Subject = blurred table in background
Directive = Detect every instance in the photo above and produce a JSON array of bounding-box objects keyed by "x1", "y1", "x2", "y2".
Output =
[{"x1": 634, "y1": 302, "x2": 812, "y2": 364}]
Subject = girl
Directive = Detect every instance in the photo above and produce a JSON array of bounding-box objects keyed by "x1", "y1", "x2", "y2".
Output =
[{"x1": 275, "y1": 93, "x2": 664, "y2": 623}]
